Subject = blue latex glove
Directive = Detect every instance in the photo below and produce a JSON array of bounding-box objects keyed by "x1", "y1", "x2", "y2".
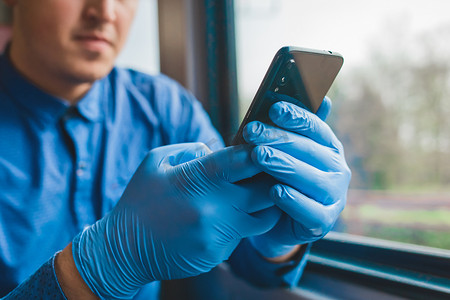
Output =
[
  {"x1": 244, "y1": 97, "x2": 351, "y2": 258},
  {"x1": 72, "y1": 143, "x2": 281, "y2": 299}
]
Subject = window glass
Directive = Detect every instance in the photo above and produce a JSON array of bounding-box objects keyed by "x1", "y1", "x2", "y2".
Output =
[
  {"x1": 116, "y1": 0, "x2": 160, "y2": 74},
  {"x1": 235, "y1": 0, "x2": 450, "y2": 249}
]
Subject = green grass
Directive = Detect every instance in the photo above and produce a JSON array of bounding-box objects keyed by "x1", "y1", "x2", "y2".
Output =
[
  {"x1": 355, "y1": 205, "x2": 450, "y2": 226},
  {"x1": 339, "y1": 204, "x2": 450, "y2": 249}
]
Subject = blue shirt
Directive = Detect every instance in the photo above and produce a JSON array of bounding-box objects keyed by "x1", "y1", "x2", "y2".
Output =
[{"x1": 0, "y1": 52, "x2": 307, "y2": 299}]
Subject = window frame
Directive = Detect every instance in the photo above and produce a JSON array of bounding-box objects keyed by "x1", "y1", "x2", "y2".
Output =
[
  {"x1": 300, "y1": 232, "x2": 450, "y2": 299},
  {"x1": 158, "y1": 0, "x2": 239, "y2": 145}
]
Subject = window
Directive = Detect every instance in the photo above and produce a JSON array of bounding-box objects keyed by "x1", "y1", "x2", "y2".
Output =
[
  {"x1": 116, "y1": 0, "x2": 160, "y2": 74},
  {"x1": 235, "y1": 0, "x2": 450, "y2": 250}
]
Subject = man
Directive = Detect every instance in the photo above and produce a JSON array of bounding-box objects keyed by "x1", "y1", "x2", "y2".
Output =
[{"x1": 0, "y1": 0, "x2": 350, "y2": 299}]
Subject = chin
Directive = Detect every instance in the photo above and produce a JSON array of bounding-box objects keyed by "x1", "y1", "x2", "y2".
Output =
[{"x1": 71, "y1": 62, "x2": 114, "y2": 83}]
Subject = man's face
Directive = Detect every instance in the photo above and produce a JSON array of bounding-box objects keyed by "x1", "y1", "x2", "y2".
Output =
[{"x1": 8, "y1": 0, "x2": 138, "y2": 84}]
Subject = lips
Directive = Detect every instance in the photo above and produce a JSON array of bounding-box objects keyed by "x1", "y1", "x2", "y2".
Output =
[
  {"x1": 76, "y1": 33, "x2": 111, "y2": 43},
  {"x1": 74, "y1": 32, "x2": 114, "y2": 52}
]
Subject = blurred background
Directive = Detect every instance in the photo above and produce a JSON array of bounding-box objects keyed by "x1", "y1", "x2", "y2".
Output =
[{"x1": 233, "y1": 0, "x2": 450, "y2": 250}]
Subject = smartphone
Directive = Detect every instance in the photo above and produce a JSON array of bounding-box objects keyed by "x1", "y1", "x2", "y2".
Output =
[{"x1": 232, "y1": 46, "x2": 343, "y2": 145}]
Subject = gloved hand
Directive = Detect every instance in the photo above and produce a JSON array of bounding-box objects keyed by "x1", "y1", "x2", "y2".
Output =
[
  {"x1": 244, "y1": 96, "x2": 351, "y2": 258},
  {"x1": 72, "y1": 143, "x2": 281, "y2": 299}
]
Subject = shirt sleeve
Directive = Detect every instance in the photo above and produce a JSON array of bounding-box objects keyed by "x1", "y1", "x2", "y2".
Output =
[
  {"x1": 1, "y1": 253, "x2": 67, "y2": 300},
  {"x1": 227, "y1": 239, "x2": 311, "y2": 288},
  {"x1": 147, "y1": 74, "x2": 225, "y2": 150}
]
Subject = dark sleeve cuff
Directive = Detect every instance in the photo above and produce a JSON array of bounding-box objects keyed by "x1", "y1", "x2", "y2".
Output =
[
  {"x1": 227, "y1": 239, "x2": 311, "y2": 288},
  {"x1": 1, "y1": 252, "x2": 67, "y2": 300}
]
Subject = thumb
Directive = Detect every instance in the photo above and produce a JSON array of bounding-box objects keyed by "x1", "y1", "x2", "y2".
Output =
[
  {"x1": 151, "y1": 143, "x2": 213, "y2": 170},
  {"x1": 316, "y1": 96, "x2": 332, "y2": 121},
  {"x1": 199, "y1": 145, "x2": 262, "y2": 183}
]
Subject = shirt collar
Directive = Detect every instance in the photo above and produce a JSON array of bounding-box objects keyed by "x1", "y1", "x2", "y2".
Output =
[
  {"x1": 0, "y1": 50, "x2": 106, "y2": 124},
  {"x1": 76, "y1": 78, "x2": 105, "y2": 122}
]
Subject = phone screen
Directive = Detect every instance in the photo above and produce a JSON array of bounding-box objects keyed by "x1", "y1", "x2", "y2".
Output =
[{"x1": 232, "y1": 46, "x2": 343, "y2": 145}]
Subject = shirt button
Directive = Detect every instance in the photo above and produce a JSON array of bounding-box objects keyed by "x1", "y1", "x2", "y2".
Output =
[{"x1": 77, "y1": 161, "x2": 88, "y2": 176}]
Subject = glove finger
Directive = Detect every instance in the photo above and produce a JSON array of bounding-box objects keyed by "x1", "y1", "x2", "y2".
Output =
[
  {"x1": 175, "y1": 143, "x2": 213, "y2": 164},
  {"x1": 316, "y1": 96, "x2": 332, "y2": 121},
  {"x1": 244, "y1": 121, "x2": 343, "y2": 172},
  {"x1": 251, "y1": 145, "x2": 335, "y2": 203},
  {"x1": 151, "y1": 142, "x2": 213, "y2": 170},
  {"x1": 271, "y1": 184, "x2": 343, "y2": 239},
  {"x1": 199, "y1": 144, "x2": 262, "y2": 183},
  {"x1": 231, "y1": 206, "x2": 282, "y2": 238},
  {"x1": 166, "y1": 145, "x2": 273, "y2": 214},
  {"x1": 231, "y1": 173, "x2": 277, "y2": 213},
  {"x1": 269, "y1": 101, "x2": 342, "y2": 151}
]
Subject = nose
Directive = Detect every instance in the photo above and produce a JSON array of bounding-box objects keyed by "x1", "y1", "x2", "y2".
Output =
[{"x1": 85, "y1": 0, "x2": 117, "y2": 22}]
